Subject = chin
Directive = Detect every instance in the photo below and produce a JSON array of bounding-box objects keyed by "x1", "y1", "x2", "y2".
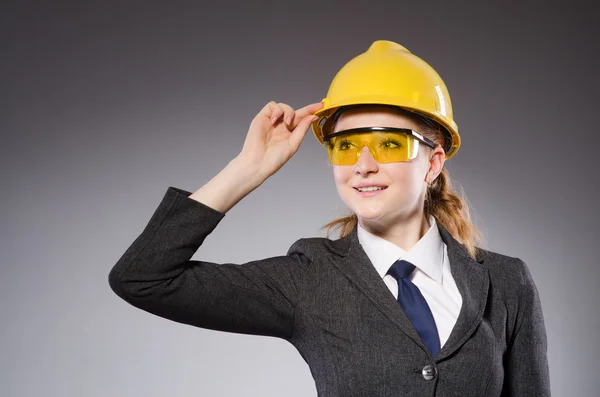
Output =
[{"x1": 350, "y1": 203, "x2": 387, "y2": 221}]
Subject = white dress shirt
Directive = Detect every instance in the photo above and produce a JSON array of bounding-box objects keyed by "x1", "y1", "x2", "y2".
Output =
[{"x1": 357, "y1": 216, "x2": 463, "y2": 348}]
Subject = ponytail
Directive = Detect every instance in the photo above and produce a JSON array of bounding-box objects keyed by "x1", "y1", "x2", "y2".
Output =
[{"x1": 423, "y1": 168, "x2": 482, "y2": 259}]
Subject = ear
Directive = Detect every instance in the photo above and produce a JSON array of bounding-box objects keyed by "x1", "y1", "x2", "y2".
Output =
[{"x1": 426, "y1": 145, "x2": 446, "y2": 184}]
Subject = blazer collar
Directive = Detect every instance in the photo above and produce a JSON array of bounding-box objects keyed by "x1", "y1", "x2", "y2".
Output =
[{"x1": 324, "y1": 221, "x2": 489, "y2": 361}]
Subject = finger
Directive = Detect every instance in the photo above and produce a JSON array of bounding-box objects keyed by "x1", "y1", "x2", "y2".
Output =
[
  {"x1": 277, "y1": 102, "x2": 296, "y2": 127},
  {"x1": 260, "y1": 101, "x2": 277, "y2": 117},
  {"x1": 270, "y1": 105, "x2": 284, "y2": 125},
  {"x1": 294, "y1": 101, "x2": 325, "y2": 120},
  {"x1": 259, "y1": 101, "x2": 284, "y2": 125},
  {"x1": 289, "y1": 115, "x2": 318, "y2": 151},
  {"x1": 288, "y1": 101, "x2": 325, "y2": 130}
]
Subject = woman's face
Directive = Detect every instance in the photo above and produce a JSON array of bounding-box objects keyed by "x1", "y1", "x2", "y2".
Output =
[{"x1": 331, "y1": 106, "x2": 443, "y2": 229}]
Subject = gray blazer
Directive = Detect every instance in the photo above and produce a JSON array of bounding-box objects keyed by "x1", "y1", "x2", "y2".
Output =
[{"x1": 109, "y1": 187, "x2": 551, "y2": 396}]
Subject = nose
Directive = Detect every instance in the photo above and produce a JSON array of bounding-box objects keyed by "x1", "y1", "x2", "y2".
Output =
[{"x1": 354, "y1": 145, "x2": 379, "y2": 175}]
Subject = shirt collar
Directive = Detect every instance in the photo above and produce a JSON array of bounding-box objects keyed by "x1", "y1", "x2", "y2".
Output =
[{"x1": 357, "y1": 216, "x2": 444, "y2": 284}]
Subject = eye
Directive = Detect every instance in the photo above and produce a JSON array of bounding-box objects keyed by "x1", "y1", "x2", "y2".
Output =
[
  {"x1": 379, "y1": 139, "x2": 402, "y2": 149},
  {"x1": 336, "y1": 139, "x2": 355, "y2": 151}
]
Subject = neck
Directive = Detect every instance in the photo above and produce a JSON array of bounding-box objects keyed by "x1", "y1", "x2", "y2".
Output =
[{"x1": 358, "y1": 210, "x2": 430, "y2": 251}]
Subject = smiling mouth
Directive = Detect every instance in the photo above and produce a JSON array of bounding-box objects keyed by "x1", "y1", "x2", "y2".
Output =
[{"x1": 353, "y1": 186, "x2": 388, "y2": 192}]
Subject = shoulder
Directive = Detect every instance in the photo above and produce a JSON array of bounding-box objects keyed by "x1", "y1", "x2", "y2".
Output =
[
  {"x1": 286, "y1": 236, "x2": 334, "y2": 261},
  {"x1": 474, "y1": 246, "x2": 539, "y2": 297},
  {"x1": 474, "y1": 248, "x2": 547, "y2": 347}
]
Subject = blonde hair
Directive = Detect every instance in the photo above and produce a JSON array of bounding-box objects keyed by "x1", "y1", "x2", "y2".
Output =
[{"x1": 320, "y1": 105, "x2": 484, "y2": 260}]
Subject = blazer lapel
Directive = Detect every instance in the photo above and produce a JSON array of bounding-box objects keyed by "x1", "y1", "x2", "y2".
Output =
[
  {"x1": 324, "y1": 222, "x2": 490, "y2": 361},
  {"x1": 324, "y1": 225, "x2": 429, "y2": 353},
  {"x1": 435, "y1": 224, "x2": 490, "y2": 361}
]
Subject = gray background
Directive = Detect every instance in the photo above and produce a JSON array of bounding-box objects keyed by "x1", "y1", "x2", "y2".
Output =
[{"x1": 2, "y1": 1, "x2": 598, "y2": 396}]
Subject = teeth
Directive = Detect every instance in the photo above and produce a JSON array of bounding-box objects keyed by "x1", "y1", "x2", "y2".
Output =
[{"x1": 357, "y1": 186, "x2": 383, "y2": 192}]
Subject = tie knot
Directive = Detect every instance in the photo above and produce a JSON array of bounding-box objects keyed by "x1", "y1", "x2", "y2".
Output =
[{"x1": 388, "y1": 259, "x2": 416, "y2": 280}]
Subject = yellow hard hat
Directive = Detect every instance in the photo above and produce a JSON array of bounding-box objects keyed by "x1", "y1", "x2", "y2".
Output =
[{"x1": 311, "y1": 40, "x2": 461, "y2": 159}]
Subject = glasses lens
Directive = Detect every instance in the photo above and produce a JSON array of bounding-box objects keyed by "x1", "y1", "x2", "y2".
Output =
[{"x1": 326, "y1": 131, "x2": 419, "y2": 165}]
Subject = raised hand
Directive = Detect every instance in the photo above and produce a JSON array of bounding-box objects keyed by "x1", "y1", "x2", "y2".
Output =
[{"x1": 239, "y1": 101, "x2": 325, "y2": 178}]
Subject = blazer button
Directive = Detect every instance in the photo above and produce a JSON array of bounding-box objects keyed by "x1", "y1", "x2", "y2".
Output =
[{"x1": 422, "y1": 364, "x2": 437, "y2": 381}]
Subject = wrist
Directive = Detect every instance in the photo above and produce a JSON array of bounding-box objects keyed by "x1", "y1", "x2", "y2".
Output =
[{"x1": 230, "y1": 155, "x2": 269, "y2": 185}]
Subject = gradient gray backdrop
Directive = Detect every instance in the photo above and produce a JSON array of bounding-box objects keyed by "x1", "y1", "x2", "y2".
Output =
[{"x1": 3, "y1": 1, "x2": 598, "y2": 396}]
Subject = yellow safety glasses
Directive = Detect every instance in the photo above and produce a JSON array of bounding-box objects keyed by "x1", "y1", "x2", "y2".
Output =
[{"x1": 323, "y1": 127, "x2": 436, "y2": 165}]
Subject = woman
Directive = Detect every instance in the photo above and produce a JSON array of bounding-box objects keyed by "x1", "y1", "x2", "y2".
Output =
[{"x1": 109, "y1": 40, "x2": 550, "y2": 396}]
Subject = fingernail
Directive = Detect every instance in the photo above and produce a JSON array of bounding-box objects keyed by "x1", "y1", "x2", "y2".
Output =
[
  {"x1": 271, "y1": 116, "x2": 277, "y2": 124},
  {"x1": 285, "y1": 116, "x2": 292, "y2": 125}
]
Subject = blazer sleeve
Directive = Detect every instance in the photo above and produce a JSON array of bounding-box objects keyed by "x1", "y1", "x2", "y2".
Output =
[
  {"x1": 108, "y1": 186, "x2": 310, "y2": 340},
  {"x1": 502, "y1": 259, "x2": 551, "y2": 396}
]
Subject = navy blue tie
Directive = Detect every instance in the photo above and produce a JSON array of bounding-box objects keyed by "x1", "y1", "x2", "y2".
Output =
[{"x1": 388, "y1": 259, "x2": 441, "y2": 356}]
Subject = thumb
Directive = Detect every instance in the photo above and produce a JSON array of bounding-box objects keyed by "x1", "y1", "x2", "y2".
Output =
[{"x1": 289, "y1": 115, "x2": 318, "y2": 152}]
